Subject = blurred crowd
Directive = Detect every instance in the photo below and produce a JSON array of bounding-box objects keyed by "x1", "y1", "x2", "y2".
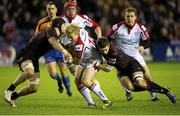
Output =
[{"x1": 0, "y1": 0, "x2": 180, "y2": 65}]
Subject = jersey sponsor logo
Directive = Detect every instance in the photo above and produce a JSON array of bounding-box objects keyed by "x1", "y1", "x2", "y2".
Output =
[
  {"x1": 112, "y1": 24, "x2": 118, "y2": 31},
  {"x1": 74, "y1": 45, "x2": 83, "y2": 52}
]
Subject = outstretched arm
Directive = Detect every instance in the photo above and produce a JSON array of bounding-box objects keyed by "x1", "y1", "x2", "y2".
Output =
[{"x1": 48, "y1": 37, "x2": 73, "y2": 63}]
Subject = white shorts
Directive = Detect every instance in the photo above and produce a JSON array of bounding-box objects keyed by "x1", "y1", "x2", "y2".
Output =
[
  {"x1": 80, "y1": 59, "x2": 102, "y2": 71},
  {"x1": 133, "y1": 52, "x2": 146, "y2": 67}
]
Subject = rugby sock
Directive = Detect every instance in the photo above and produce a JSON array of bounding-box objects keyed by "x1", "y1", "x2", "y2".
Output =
[
  {"x1": 7, "y1": 84, "x2": 16, "y2": 91},
  {"x1": 62, "y1": 76, "x2": 71, "y2": 94},
  {"x1": 53, "y1": 73, "x2": 62, "y2": 85},
  {"x1": 52, "y1": 73, "x2": 62, "y2": 86},
  {"x1": 77, "y1": 83, "x2": 94, "y2": 105},
  {"x1": 134, "y1": 85, "x2": 146, "y2": 91},
  {"x1": 89, "y1": 83, "x2": 108, "y2": 101},
  {"x1": 149, "y1": 91, "x2": 156, "y2": 99},
  {"x1": 11, "y1": 92, "x2": 19, "y2": 100},
  {"x1": 146, "y1": 80, "x2": 168, "y2": 94}
]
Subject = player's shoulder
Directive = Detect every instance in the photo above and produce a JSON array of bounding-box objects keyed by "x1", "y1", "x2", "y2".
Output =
[
  {"x1": 56, "y1": 16, "x2": 62, "y2": 19},
  {"x1": 112, "y1": 21, "x2": 124, "y2": 30},
  {"x1": 136, "y1": 21, "x2": 147, "y2": 31},
  {"x1": 77, "y1": 14, "x2": 91, "y2": 20},
  {"x1": 37, "y1": 16, "x2": 50, "y2": 25}
]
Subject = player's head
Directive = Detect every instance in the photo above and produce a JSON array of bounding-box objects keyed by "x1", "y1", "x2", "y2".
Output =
[
  {"x1": 64, "y1": 0, "x2": 77, "y2": 19},
  {"x1": 65, "y1": 24, "x2": 80, "y2": 41},
  {"x1": 52, "y1": 18, "x2": 65, "y2": 34},
  {"x1": 96, "y1": 37, "x2": 110, "y2": 55},
  {"x1": 123, "y1": 7, "x2": 137, "y2": 26},
  {"x1": 46, "y1": 2, "x2": 57, "y2": 18}
]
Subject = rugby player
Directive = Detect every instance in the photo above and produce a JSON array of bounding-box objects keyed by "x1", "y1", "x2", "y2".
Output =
[
  {"x1": 35, "y1": 2, "x2": 72, "y2": 96},
  {"x1": 60, "y1": 0, "x2": 104, "y2": 108},
  {"x1": 63, "y1": 24, "x2": 112, "y2": 109},
  {"x1": 4, "y1": 19, "x2": 72, "y2": 107},
  {"x1": 108, "y1": 7, "x2": 158, "y2": 101},
  {"x1": 96, "y1": 37, "x2": 176, "y2": 104},
  {"x1": 61, "y1": 0, "x2": 102, "y2": 76}
]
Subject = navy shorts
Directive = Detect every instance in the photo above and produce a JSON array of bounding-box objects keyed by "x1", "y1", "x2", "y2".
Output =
[
  {"x1": 117, "y1": 59, "x2": 145, "y2": 78},
  {"x1": 44, "y1": 49, "x2": 65, "y2": 64}
]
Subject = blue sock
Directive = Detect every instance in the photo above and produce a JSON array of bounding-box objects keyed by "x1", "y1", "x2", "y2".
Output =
[
  {"x1": 52, "y1": 73, "x2": 62, "y2": 85},
  {"x1": 62, "y1": 76, "x2": 71, "y2": 93}
]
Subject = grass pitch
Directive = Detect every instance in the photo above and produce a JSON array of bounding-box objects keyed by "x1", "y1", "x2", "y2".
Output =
[{"x1": 0, "y1": 62, "x2": 180, "y2": 115}]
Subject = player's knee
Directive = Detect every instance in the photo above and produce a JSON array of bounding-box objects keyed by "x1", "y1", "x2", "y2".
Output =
[
  {"x1": 25, "y1": 69, "x2": 35, "y2": 77},
  {"x1": 135, "y1": 79, "x2": 147, "y2": 89},
  {"x1": 29, "y1": 78, "x2": 40, "y2": 93},
  {"x1": 82, "y1": 79, "x2": 92, "y2": 87},
  {"x1": 126, "y1": 84, "x2": 134, "y2": 91},
  {"x1": 29, "y1": 84, "x2": 39, "y2": 93}
]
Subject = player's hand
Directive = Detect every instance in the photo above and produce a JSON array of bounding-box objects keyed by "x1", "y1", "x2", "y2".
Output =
[
  {"x1": 137, "y1": 46, "x2": 144, "y2": 55},
  {"x1": 63, "y1": 50, "x2": 73, "y2": 63}
]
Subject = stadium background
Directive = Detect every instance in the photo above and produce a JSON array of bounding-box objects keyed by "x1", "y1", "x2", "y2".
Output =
[{"x1": 0, "y1": 0, "x2": 180, "y2": 65}]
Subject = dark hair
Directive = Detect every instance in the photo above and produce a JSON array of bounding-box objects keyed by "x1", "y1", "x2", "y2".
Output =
[
  {"x1": 96, "y1": 37, "x2": 109, "y2": 48},
  {"x1": 48, "y1": 1, "x2": 56, "y2": 6},
  {"x1": 52, "y1": 18, "x2": 65, "y2": 31}
]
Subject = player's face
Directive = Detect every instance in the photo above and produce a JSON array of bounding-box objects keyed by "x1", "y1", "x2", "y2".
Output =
[
  {"x1": 47, "y1": 4, "x2": 57, "y2": 18},
  {"x1": 67, "y1": 33, "x2": 77, "y2": 42},
  {"x1": 125, "y1": 12, "x2": 137, "y2": 26},
  {"x1": 100, "y1": 45, "x2": 110, "y2": 55},
  {"x1": 66, "y1": 6, "x2": 77, "y2": 18}
]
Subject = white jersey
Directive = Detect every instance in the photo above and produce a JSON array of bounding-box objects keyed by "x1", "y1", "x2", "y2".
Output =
[
  {"x1": 109, "y1": 21, "x2": 150, "y2": 66},
  {"x1": 73, "y1": 29, "x2": 102, "y2": 68},
  {"x1": 60, "y1": 14, "x2": 99, "y2": 47},
  {"x1": 61, "y1": 14, "x2": 98, "y2": 28}
]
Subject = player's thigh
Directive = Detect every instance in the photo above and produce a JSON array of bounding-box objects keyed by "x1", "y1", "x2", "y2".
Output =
[
  {"x1": 82, "y1": 68, "x2": 97, "y2": 83},
  {"x1": 75, "y1": 66, "x2": 84, "y2": 84},
  {"x1": 46, "y1": 62, "x2": 57, "y2": 76},
  {"x1": 143, "y1": 65, "x2": 152, "y2": 80},
  {"x1": 121, "y1": 76, "x2": 134, "y2": 91}
]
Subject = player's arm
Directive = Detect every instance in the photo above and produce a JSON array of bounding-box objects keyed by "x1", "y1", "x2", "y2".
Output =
[
  {"x1": 95, "y1": 26, "x2": 102, "y2": 39},
  {"x1": 35, "y1": 20, "x2": 42, "y2": 34},
  {"x1": 138, "y1": 39, "x2": 151, "y2": 55},
  {"x1": 82, "y1": 15, "x2": 102, "y2": 39},
  {"x1": 138, "y1": 25, "x2": 151, "y2": 54},
  {"x1": 96, "y1": 63, "x2": 112, "y2": 72},
  {"x1": 48, "y1": 36, "x2": 73, "y2": 63}
]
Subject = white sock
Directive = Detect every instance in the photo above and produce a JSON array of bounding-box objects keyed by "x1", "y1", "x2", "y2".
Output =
[
  {"x1": 80, "y1": 87, "x2": 95, "y2": 104},
  {"x1": 125, "y1": 87, "x2": 132, "y2": 93},
  {"x1": 149, "y1": 91, "x2": 156, "y2": 99},
  {"x1": 91, "y1": 83, "x2": 108, "y2": 101}
]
